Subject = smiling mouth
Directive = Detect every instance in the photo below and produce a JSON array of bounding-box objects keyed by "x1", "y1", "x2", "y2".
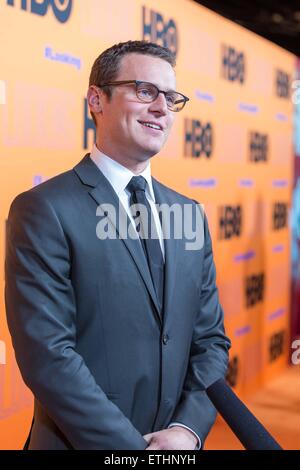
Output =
[{"x1": 138, "y1": 121, "x2": 163, "y2": 131}]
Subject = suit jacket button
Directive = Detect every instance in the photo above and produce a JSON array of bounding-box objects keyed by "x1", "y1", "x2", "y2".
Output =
[{"x1": 162, "y1": 334, "x2": 169, "y2": 345}]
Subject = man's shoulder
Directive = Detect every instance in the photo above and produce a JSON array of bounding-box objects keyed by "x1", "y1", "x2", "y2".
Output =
[
  {"x1": 152, "y1": 177, "x2": 200, "y2": 206},
  {"x1": 9, "y1": 157, "x2": 86, "y2": 214},
  {"x1": 15, "y1": 169, "x2": 75, "y2": 203}
]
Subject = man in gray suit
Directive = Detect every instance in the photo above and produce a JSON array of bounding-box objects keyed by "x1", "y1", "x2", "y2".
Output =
[{"x1": 5, "y1": 40, "x2": 231, "y2": 450}]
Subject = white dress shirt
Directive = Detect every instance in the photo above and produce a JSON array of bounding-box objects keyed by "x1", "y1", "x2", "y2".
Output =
[
  {"x1": 90, "y1": 144, "x2": 201, "y2": 450},
  {"x1": 90, "y1": 144, "x2": 165, "y2": 258}
]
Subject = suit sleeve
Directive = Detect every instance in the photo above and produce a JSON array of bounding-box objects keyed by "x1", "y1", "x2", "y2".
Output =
[
  {"x1": 5, "y1": 190, "x2": 148, "y2": 450},
  {"x1": 169, "y1": 211, "x2": 231, "y2": 445}
]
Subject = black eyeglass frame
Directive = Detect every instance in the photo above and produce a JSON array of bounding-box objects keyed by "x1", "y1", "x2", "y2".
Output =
[{"x1": 99, "y1": 80, "x2": 189, "y2": 112}]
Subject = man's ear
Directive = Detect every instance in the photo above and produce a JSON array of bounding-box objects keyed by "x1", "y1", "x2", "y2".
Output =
[{"x1": 87, "y1": 86, "x2": 104, "y2": 114}]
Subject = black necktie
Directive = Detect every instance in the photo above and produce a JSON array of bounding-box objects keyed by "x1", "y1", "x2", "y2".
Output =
[{"x1": 126, "y1": 176, "x2": 164, "y2": 312}]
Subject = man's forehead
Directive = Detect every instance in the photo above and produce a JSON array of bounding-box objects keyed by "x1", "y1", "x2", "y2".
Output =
[
  {"x1": 120, "y1": 52, "x2": 173, "y2": 67},
  {"x1": 118, "y1": 53, "x2": 176, "y2": 88}
]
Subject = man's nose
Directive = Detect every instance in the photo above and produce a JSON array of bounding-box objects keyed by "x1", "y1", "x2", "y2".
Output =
[{"x1": 149, "y1": 92, "x2": 168, "y2": 114}]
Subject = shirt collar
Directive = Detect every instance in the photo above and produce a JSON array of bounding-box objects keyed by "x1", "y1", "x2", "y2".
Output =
[{"x1": 90, "y1": 144, "x2": 155, "y2": 201}]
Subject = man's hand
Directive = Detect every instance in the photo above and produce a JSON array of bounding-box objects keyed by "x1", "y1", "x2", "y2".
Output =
[{"x1": 143, "y1": 426, "x2": 198, "y2": 450}]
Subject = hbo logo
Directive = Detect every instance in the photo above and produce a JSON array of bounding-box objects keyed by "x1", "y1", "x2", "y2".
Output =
[
  {"x1": 7, "y1": 0, "x2": 73, "y2": 23},
  {"x1": 143, "y1": 6, "x2": 178, "y2": 55}
]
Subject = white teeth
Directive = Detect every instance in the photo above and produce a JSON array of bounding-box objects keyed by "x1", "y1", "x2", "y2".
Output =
[{"x1": 140, "y1": 121, "x2": 161, "y2": 130}]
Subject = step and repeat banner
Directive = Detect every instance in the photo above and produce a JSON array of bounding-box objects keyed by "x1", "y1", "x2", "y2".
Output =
[{"x1": 0, "y1": 0, "x2": 296, "y2": 449}]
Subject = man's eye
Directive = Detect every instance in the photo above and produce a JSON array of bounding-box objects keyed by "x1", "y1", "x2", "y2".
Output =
[
  {"x1": 139, "y1": 88, "x2": 153, "y2": 96},
  {"x1": 166, "y1": 94, "x2": 176, "y2": 104}
]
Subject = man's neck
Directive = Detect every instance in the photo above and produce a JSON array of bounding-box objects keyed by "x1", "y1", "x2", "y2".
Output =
[{"x1": 95, "y1": 142, "x2": 150, "y2": 175}]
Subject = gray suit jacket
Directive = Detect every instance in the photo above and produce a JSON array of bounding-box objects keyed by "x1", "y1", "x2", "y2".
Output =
[{"x1": 5, "y1": 154, "x2": 231, "y2": 450}]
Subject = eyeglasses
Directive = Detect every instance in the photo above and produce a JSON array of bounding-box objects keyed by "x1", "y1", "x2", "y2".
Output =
[{"x1": 99, "y1": 80, "x2": 189, "y2": 112}]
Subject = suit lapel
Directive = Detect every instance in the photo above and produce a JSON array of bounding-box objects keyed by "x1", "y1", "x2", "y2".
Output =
[
  {"x1": 152, "y1": 178, "x2": 178, "y2": 323},
  {"x1": 73, "y1": 154, "x2": 162, "y2": 324}
]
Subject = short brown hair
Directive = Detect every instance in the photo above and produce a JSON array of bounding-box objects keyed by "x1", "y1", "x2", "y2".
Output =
[{"x1": 88, "y1": 40, "x2": 176, "y2": 126}]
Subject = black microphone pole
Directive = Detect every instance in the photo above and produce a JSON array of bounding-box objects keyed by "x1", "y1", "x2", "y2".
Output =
[{"x1": 206, "y1": 378, "x2": 282, "y2": 450}]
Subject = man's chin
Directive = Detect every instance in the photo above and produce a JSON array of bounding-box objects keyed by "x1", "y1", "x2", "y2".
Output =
[
  {"x1": 139, "y1": 151, "x2": 161, "y2": 161},
  {"x1": 139, "y1": 144, "x2": 164, "y2": 159}
]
